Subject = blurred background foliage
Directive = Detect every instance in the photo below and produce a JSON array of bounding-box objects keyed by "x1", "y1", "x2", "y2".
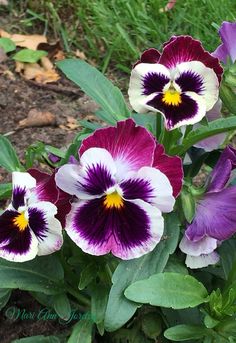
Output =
[{"x1": 1, "y1": 0, "x2": 236, "y2": 72}]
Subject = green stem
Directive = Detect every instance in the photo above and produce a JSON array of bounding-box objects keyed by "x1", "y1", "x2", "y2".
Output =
[{"x1": 66, "y1": 284, "x2": 91, "y2": 307}]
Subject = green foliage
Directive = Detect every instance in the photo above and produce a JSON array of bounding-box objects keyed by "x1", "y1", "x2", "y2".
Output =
[
  {"x1": 0, "y1": 255, "x2": 64, "y2": 294},
  {"x1": 170, "y1": 117, "x2": 236, "y2": 155},
  {"x1": 141, "y1": 312, "x2": 162, "y2": 339},
  {"x1": 0, "y1": 37, "x2": 16, "y2": 53},
  {"x1": 21, "y1": 0, "x2": 236, "y2": 71},
  {"x1": 13, "y1": 48, "x2": 47, "y2": 63},
  {"x1": 67, "y1": 318, "x2": 93, "y2": 343},
  {"x1": 57, "y1": 59, "x2": 130, "y2": 123},
  {"x1": 0, "y1": 135, "x2": 23, "y2": 172},
  {"x1": 0, "y1": 183, "x2": 12, "y2": 200},
  {"x1": 125, "y1": 272, "x2": 209, "y2": 309},
  {"x1": 164, "y1": 324, "x2": 208, "y2": 341},
  {"x1": 104, "y1": 213, "x2": 180, "y2": 332},
  {"x1": 53, "y1": 293, "x2": 71, "y2": 320}
]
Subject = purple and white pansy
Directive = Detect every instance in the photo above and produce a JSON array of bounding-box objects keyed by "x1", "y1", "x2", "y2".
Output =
[
  {"x1": 0, "y1": 172, "x2": 64, "y2": 262},
  {"x1": 180, "y1": 146, "x2": 236, "y2": 269},
  {"x1": 128, "y1": 36, "x2": 223, "y2": 130},
  {"x1": 56, "y1": 119, "x2": 183, "y2": 260}
]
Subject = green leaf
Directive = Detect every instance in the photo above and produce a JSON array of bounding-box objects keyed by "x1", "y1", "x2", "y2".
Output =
[
  {"x1": 0, "y1": 288, "x2": 11, "y2": 310},
  {"x1": 0, "y1": 135, "x2": 23, "y2": 172},
  {"x1": 67, "y1": 318, "x2": 93, "y2": 343},
  {"x1": 141, "y1": 312, "x2": 162, "y2": 339},
  {"x1": 0, "y1": 255, "x2": 64, "y2": 294},
  {"x1": 219, "y1": 239, "x2": 236, "y2": 280},
  {"x1": 53, "y1": 293, "x2": 71, "y2": 320},
  {"x1": 220, "y1": 82, "x2": 236, "y2": 114},
  {"x1": 0, "y1": 37, "x2": 16, "y2": 53},
  {"x1": 104, "y1": 213, "x2": 180, "y2": 332},
  {"x1": 13, "y1": 49, "x2": 47, "y2": 63},
  {"x1": 164, "y1": 256, "x2": 189, "y2": 275},
  {"x1": 125, "y1": 272, "x2": 209, "y2": 309},
  {"x1": 0, "y1": 183, "x2": 12, "y2": 200},
  {"x1": 90, "y1": 283, "x2": 109, "y2": 334},
  {"x1": 164, "y1": 325, "x2": 207, "y2": 341},
  {"x1": 57, "y1": 59, "x2": 130, "y2": 123},
  {"x1": 79, "y1": 263, "x2": 99, "y2": 290},
  {"x1": 170, "y1": 117, "x2": 236, "y2": 155},
  {"x1": 12, "y1": 336, "x2": 60, "y2": 343},
  {"x1": 180, "y1": 186, "x2": 196, "y2": 223}
]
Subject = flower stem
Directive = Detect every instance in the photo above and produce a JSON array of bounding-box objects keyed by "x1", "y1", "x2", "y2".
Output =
[{"x1": 66, "y1": 284, "x2": 91, "y2": 307}]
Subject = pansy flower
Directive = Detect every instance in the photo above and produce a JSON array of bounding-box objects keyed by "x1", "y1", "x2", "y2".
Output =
[
  {"x1": 128, "y1": 36, "x2": 223, "y2": 130},
  {"x1": 0, "y1": 172, "x2": 64, "y2": 262},
  {"x1": 212, "y1": 21, "x2": 236, "y2": 64},
  {"x1": 56, "y1": 119, "x2": 183, "y2": 260},
  {"x1": 28, "y1": 169, "x2": 72, "y2": 228},
  {"x1": 180, "y1": 146, "x2": 236, "y2": 268}
]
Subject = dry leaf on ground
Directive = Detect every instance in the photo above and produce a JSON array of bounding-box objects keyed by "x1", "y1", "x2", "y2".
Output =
[
  {"x1": 0, "y1": 29, "x2": 47, "y2": 50},
  {"x1": 59, "y1": 116, "x2": 80, "y2": 131},
  {"x1": 18, "y1": 109, "x2": 56, "y2": 128},
  {"x1": 15, "y1": 58, "x2": 60, "y2": 84}
]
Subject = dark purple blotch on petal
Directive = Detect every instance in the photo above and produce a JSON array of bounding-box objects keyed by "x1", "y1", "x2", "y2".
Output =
[
  {"x1": 12, "y1": 187, "x2": 26, "y2": 210},
  {"x1": 28, "y1": 207, "x2": 48, "y2": 240},
  {"x1": 120, "y1": 178, "x2": 154, "y2": 203},
  {"x1": 142, "y1": 72, "x2": 169, "y2": 95},
  {"x1": 78, "y1": 163, "x2": 115, "y2": 195},
  {"x1": 0, "y1": 210, "x2": 32, "y2": 255},
  {"x1": 175, "y1": 70, "x2": 205, "y2": 94},
  {"x1": 72, "y1": 197, "x2": 151, "y2": 250},
  {"x1": 147, "y1": 93, "x2": 198, "y2": 130}
]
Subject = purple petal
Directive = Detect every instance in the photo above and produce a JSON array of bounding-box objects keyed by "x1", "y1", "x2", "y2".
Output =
[
  {"x1": 11, "y1": 172, "x2": 36, "y2": 210},
  {"x1": 179, "y1": 235, "x2": 217, "y2": 256},
  {"x1": 147, "y1": 92, "x2": 206, "y2": 130},
  {"x1": 194, "y1": 100, "x2": 226, "y2": 151},
  {"x1": 65, "y1": 198, "x2": 164, "y2": 260},
  {"x1": 28, "y1": 169, "x2": 72, "y2": 228},
  {"x1": 212, "y1": 21, "x2": 236, "y2": 63},
  {"x1": 142, "y1": 71, "x2": 170, "y2": 95},
  {"x1": 28, "y1": 202, "x2": 63, "y2": 255},
  {"x1": 121, "y1": 166, "x2": 174, "y2": 212},
  {"x1": 28, "y1": 169, "x2": 58, "y2": 204},
  {"x1": 153, "y1": 144, "x2": 183, "y2": 197},
  {"x1": 28, "y1": 207, "x2": 48, "y2": 240},
  {"x1": 186, "y1": 186, "x2": 236, "y2": 241},
  {"x1": 159, "y1": 36, "x2": 223, "y2": 82},
  {"x1": 56, "y1": 148, "x2": 116, "y2": 199},
  {"x1": 185, "y1": 251, "x2": 220, "y2": 269},
  {"x1": 134, "y1": 48, "x2": 161, "y2": 67},
  {"x1": 12, "y1": 187, "x2": 26, "y2": 211},
  {"x1": 208, "y1": 145, "x2": 236, "y2": 192},
  {"x1": 79, "y1": 119, "x2": 156, "y2": 179},
  {"x1": 128, "y1": 63, "x2": 170, "y2": 114}
]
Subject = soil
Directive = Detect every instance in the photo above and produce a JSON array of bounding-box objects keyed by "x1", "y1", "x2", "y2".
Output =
[
  {"x1": 0, "y1": 60, "x2": 100, "y2": 342},
  {"x1": 0, "y1": 62, "x2": 100, "y2": 180}
]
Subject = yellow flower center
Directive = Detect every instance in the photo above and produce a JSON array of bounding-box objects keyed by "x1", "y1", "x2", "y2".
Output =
[
  {"x1": 13, "y1": 212, "x2": 28, "y2": 232},
  {"x1": 104, "y1": 191, "x2": 124, "y2": 209},
  {"x1": 162, "y1": 89, "x2": 182, "y2": 106}
]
